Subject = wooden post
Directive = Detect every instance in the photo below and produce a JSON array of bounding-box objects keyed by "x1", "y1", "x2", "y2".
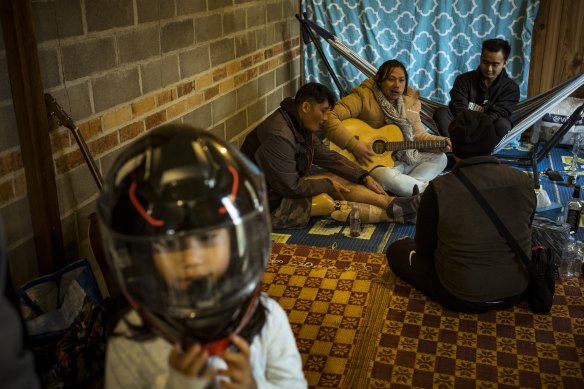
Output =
[
  {"x1": 529, "y1": 0, "x2": 584, "y2": 98},
  {"x1": 0, "y1": 0, "x2": 65, "y2": 274},
  {"x1": 555, "y1": 0, "x2": 584, "y2": 97}
]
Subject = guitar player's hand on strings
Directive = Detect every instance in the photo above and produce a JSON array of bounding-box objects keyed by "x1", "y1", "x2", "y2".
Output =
[{"x1": 352, "y1": 141, "x2": 375, "y2": 166}]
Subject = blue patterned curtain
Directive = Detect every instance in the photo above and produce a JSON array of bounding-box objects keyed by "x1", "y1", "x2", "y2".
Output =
[{"x1": 301, "y1": 0, "x2": 540, "y2": 103}]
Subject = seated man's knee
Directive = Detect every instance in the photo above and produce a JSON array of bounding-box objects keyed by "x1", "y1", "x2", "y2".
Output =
[
  {"x1": 386, "y1": 238, "x2": 417, "y2": 278},
  {"x1": 493, "y1": 117, "x2": 512, "y2": 140},
  {"x1": 433, "y1": 108, "x2": 453, "y2": 137}
]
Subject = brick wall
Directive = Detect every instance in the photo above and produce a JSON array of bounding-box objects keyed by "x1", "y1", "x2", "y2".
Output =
[{"x1": 0, "y1": 0, "x2": 301, "y2": 287}]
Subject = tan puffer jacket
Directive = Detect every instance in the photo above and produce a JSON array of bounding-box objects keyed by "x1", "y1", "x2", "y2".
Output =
[{"x1": 322, "y1": 78, "x2": 446, "y2": 152}]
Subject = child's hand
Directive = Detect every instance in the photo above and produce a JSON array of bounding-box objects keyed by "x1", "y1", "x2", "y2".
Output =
[
  {"x1": 169, "y1": 343, "x2": 213, "y2": 378},
  {"x1": 217, "y1": 335, "x2": 257, "y2": 389}
]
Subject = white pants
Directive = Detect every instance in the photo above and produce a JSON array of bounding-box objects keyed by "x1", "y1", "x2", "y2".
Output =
[{"x1": 369, "y1": 153, "x2": 447, "y2": 196}]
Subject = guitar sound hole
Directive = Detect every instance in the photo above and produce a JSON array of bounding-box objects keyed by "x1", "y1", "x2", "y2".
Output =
[{"x1": 372, "y1": 140, "x2": 386, "y2": 155}]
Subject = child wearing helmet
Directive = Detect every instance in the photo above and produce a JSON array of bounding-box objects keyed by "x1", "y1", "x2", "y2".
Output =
[{"x1": 99, "y1": 125, "x2": 306, "y2": 388}]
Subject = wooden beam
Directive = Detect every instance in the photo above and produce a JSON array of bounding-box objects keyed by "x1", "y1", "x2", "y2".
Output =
[
  {"x1": 540, "y1": 0, "x2": 562, "y2": 93},
  {"x1": 528, "y1": 0, "x2": 550, "y2": 97},
  {"x1": 556, "y1": 0, "x2": 584, "y2": 98},
  {"x1": 0, "y1": 0, "x2": 64, "y2": 274},
  {"x1": 528, "y1": 0, "x2": 584, "y2": 98}
]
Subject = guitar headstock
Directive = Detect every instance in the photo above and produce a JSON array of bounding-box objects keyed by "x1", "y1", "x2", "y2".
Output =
[{"x1": 44, "y1": 93, "x2": 75, "y2": 131}]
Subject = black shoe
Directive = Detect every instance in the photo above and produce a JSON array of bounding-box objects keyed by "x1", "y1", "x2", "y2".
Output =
[
  {"x1": 412, "y1": 184, "x2": 420, "y2": 196},
  {"x1": 386, "y1": 194, "x2": 422, "y2": 224}
]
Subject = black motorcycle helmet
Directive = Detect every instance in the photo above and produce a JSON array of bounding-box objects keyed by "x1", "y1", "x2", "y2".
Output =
[{"x1": 97, "y1": 124, "x2": 271, "y2": 353}]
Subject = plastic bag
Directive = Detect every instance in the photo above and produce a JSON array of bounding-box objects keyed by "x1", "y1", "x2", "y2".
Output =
[
  {"x1": 18, "y1": 259, "x2": 106, "y2": 388},
  {"x1": 527, "y1": 246, "x2": 555, "y2": 313},
  {"x1": 531, "y1": 216, "x2": 570, "y2": 278},
  {"x1": 530, "y1": 97, "x2": 584, "y2": 145}
]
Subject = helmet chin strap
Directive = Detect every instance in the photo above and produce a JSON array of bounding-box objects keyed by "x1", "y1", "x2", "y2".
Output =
[
  {"x1": 125, "y1": 286, "x2": 262, "y2": 356},
  {"x1": 202, "y1": 286, "x2": 262, "y2": 356}
]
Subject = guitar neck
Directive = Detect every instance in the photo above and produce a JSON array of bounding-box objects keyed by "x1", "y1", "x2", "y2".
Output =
[
  {"x1": 71, "y1": 127, "x2": 104, "y2": 191},
  {"x1": 387, "y1": 140, "x2": 446, "y2": 152},
  {"x1": 45, "y1": 93, "x2": 104, "y2": 191}
]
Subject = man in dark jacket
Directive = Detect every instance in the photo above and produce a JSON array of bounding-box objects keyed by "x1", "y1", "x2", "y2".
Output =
[
  {"x1": 386, "y1": 111, "x2": 536, "y2": 313},
  {"x1": 433, "y1": 39, "x2": 520, "y2": 141},
  {"x1": 241, "y1": 82, "x2": 420, "y2": 229}
]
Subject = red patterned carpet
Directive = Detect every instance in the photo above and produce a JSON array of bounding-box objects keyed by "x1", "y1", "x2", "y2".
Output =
[{"x1": 262, "y1": 243, "x2": 584, "y2": 388}]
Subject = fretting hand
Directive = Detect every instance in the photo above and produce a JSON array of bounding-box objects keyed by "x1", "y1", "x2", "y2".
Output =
[{"x1": 442, "y1": 137, "x2": 452, "y2": 152}]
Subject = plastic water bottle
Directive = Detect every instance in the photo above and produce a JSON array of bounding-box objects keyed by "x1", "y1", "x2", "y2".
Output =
[
  {"x1": 564, "y1": 185, "x2": 582, "y2": 232},
  {"x1": 349, "y1": 204, "x2": 361, "y2": 237},
  {"x1": 567, "y1": 156, "x2": 578, "y2": 186},
  {"x1": 567, "y1": 133, "x2": 581, "y2": 186},
  {"x1": 559, "y1": 236, "x2": 583, "y2": 279}
]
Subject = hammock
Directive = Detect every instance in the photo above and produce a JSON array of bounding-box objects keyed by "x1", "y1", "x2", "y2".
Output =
[{"x1": 298, "y1": 16, "x2": 584, "y2": 154}]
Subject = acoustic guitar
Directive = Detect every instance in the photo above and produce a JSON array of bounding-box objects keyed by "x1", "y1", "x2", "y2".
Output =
[
  {"x1": 328, "y1": 118, "x2": 447, "y2": 171},
  {"x1": 44, "y1": 94, "x2": 121, "y2": 297}
]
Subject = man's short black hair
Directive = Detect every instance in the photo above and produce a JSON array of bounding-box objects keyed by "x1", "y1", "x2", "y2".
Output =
[
  {"x1": 294, "y1": 82, "x2": 336, "y2": 107},
  {"x1": 482, "y1": 38, "x2": 511, "y2": 60}
]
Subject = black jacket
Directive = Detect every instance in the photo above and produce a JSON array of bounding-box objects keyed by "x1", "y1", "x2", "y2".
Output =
[
  {"x1": 415, "y1": 156, "x2": 535, "y2": 302},
  {"x1": 241, "y1": 98, "x2": 368, "y2": 211},
  {"x1": 449, "y1": 68, "x2": 520, "y2": 123}
]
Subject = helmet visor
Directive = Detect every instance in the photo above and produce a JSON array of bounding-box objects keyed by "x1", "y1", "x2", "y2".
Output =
[{"x1": 102, "y1": 209, "x2": 270, "y2": 323}]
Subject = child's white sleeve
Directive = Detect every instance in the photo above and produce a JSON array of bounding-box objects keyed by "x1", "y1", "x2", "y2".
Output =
[
  {"x1": 105, "y1": 311, "x2": 217, "y2": 389},
  {"x1": 106, "y1": 335, "x2": 218, "y2": 389},
  {"x1": 255, "y1": 296, "x2": 307, "y2": 389}
]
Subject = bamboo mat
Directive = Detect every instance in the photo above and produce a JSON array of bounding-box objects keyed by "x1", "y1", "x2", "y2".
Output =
[{"x1": 263, "y1": 243, "x2": 584, "y2": 388}]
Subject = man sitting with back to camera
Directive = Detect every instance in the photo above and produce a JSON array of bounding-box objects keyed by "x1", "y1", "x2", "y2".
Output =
[
  {"x1": 432, "y1": 38, "x2": 520, "y2": 142},
  {"x1": 241, "y1": 82, "x2": 422, "y2": 229},
  {"x1": 386, "y1": 110, "x2": 536, "y2": 313}
]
